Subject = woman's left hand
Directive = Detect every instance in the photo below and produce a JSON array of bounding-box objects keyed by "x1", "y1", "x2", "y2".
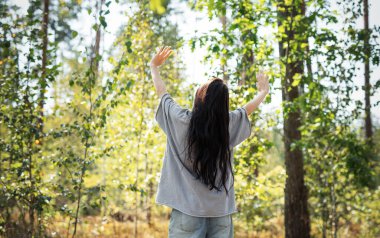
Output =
[{"x1": 150, "y1": 46, "x2": 173, "y2": 67}]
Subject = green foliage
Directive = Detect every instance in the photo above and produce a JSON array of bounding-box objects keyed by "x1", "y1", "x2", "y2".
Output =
[
  {"x1": 0, "y1": 0, "x2": 59, "y2": 236},
  {"x1": 190, "y1": 0, "x2": 380, "y2": 236},
  {"x1": 98, "y1": 0, "x2": 192, "y2": 221},
  {"x1": 150, "y1": 0, "x2": 168, "y2": 14},
  {"x1": 1, "y1": 0, "x2": 379, "y2": 237}
]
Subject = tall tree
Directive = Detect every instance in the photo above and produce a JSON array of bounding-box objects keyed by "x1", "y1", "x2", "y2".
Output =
[
  {"x1": 31, "y1": 1, "x2": 49, "y2": 233},
  {"x1": 363, "y1": 0, "x2": 372, "y2": 143},
  {"x1": 72, "y1": 2, "x2": 105, "y2": 237},
  {"x1": 277, "y1": 0, "x2": 310, "y2": 236},
  {"x1": 219, "y1": 0, "x2": 228, "y2": 82},
  {"x1": 38, "y1": 0, "x2": 49, "y2": 140},
  {"x1": 0, "y1": 1, "x2": 59, "y2": 236}
]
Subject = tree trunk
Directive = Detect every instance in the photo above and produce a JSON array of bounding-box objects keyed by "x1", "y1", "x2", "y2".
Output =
[
  {"x1": 146, "y1": 163, "x2": 153, "y2": 226},
  {"x1": 219, "y1": 0, "x2": 228, "y2": 82},
  {"x1": 38, "y1": 0, "x2": 49, "y2": 143},
  {"x1": 277, "y1": 1, "x2": 310, "y2": 237},
  {"x1": 72, "y1": 1, "x2": 103, "y2": 237},
  {"x1": 363, "y1": 0, "x2": 372, "y2": 143},
  {"x1": 29, "y1": 1, "x2": 50, "y2": 235},
  {"x1": 92, "y1": 0, "x2": 104, "y2": 73},
  {"x1": 239, "y1": 49, "x2": 254, "y2": 86}
]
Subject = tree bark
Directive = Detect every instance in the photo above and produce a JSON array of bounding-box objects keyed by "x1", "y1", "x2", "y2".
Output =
[
  {"x1": 363, "y1": 0, "x2": 372, "y2": 143},
  {"x1": 38, "y1": 0, "x2": 49, "y2": 143},
  {"x1": 239, "y1": 49, "x2": 254, "y2": 86},
  {"x1": 277, "y1": 1, "x2": 310, "y2": 237},
  {"x1": 29, "y1": 0, "x2": 49, "y2": 235},
  {"x1": 219, "y1": 0, "x2": 228, "y2": 82},
  {"x1": 91, "y1": 0, "x2": 104, "y2": 74}
]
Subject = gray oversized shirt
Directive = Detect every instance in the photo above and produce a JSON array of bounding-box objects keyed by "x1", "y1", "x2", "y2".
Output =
[{"x1": 154, "y1": 93, "x2": 251, "y2": 217}]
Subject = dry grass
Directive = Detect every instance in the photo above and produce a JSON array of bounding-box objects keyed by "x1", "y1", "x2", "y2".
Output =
[{"x1": 44, "y1": 212, "x2": 285, "y2": 238}]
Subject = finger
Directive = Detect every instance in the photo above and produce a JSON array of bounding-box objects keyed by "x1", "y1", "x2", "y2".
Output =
[
  {"x1": 158, "y1": 46, "x2": 165, "y2": 54},
  {"x1": 163, "y1": 47, "x2": 170, "y2": 55},
  {"x1": 164, "y1": 46, "x2": 171, "y2": 55},
  {"x1": 155, "y1": 47, "x2": 162, "y2": 56},
  {"x1": 161, "y1": 48, "x2": 172, "y2": 58},
  {"x1": 163, "y1": 50, "x2": 172, "y2": 58},
  {"x1": 160, "y1": 46, "x2": 169, "y2": 55},
  {"x1": 163, "y1": 46, "x2": 171, "y2": 54},
  {"x1": 162, "y1": 46, "x2": 168, "y2": 53}
]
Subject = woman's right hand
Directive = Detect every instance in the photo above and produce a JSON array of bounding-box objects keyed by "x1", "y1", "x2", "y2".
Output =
[
  {"x1": 256, "y1": 71, "x2": 269, "y2": 94},
  {"x1": 150, "y1": 46, "x2": 172, "y2": 67}
]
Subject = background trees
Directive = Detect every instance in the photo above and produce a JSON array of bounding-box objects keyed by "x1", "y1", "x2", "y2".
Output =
[{"x1": 1, "y1": 0, "x2": 379, "y2": 237}]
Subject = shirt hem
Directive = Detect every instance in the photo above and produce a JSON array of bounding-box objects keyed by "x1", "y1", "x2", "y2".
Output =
[{"x1": 155, "y1": 200, "x2": 239, "y2": 218}]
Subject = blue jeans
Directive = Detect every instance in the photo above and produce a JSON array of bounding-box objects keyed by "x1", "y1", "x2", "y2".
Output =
[{"x1": 168, "y1": 208, "x2": 234, "y2": 238}]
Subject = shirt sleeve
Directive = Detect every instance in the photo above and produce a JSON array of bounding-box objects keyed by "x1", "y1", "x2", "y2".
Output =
[
  {"x1": 155, "y1": 93, "x2": 190, "y2": 135},
  {"x1": 229, "y1": 107, "x2": 252, "y2": 147}
]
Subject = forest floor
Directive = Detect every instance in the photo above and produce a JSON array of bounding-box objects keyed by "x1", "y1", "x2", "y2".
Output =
[{"x1": 45, "y1": 213, "x2": 284, "y2": 238}]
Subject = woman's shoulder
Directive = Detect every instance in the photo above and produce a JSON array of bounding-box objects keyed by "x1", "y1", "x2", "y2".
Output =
[{"x1": 158, "y1": 93, "x2": 192, "y2": 123}]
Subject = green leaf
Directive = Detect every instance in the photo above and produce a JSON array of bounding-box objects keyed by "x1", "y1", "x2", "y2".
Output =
[
  {"x1": 291, "y1": 73, "x2": 302, "y2": 87},
  {"x1": 71, "y1": 30, "x2": 78, "y2": 39},
  {"x1": 125, "y1": 40, "x2": 132, "y2": 53},
  {"x1": 92, "y1": 24, "x2": 98, "y2": 31},
  {"x1": 126, "y1": 80, "x2": 133, "y2": 89},
  {"x1": 99, "y1": 16, "x2": 107, "y2": 28},
  {"x1": 150, "y1": 0, "x2": 166, "y2": 14},
  {"x1": 212, "y1": 45, "x2": 220, "y2": 53}
]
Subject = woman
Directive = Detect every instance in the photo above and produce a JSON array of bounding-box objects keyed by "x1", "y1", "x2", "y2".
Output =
[{"x1": 150, "y1": 46, "x2": 269, "y2": 238}]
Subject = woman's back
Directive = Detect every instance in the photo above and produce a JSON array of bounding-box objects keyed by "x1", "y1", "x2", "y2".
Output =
[
  {"x1": 149, "y1": 45, "x2": 269, "y2": 237},
  {"x1": 155, "y1": 93, "x2": 251, "y2": 217}
]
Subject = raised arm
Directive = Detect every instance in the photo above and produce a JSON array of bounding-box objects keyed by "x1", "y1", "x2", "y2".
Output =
[
  {"x1": 150, "y1": 46, "x2": 173, "y2": 98},
  {"x1": 243, "y1": 71, "x2": 270, "y2": 116}
]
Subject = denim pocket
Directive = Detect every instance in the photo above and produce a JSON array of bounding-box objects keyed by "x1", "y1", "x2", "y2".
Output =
[
  {"x1": 212, "y1": 215, "x2": 231, "y2": 229},
  {"x1": 180, "y1": 211, "x2": 202, "y2": 232}
]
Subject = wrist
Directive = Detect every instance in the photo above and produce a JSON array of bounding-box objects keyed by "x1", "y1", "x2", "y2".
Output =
[
  {"x1": 258, "y1": 90, "x2": 269, "y2": 95},
  {"x1": 150, "y1": 62, "x2": 158, "y2": 68}
]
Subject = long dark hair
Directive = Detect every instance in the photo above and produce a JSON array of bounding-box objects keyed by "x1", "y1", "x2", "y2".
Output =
[{"x1": 186, "y1": 77, "x2": 234, "y2": 195}]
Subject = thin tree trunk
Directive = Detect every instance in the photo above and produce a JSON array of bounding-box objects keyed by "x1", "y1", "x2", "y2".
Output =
[
  {"x1": 239, "y1": 49, "x2": 254, "y2": 86},
  {"x1": 38, "y1": 0, "x2": 49, "y2": 143},
  {"x1": 145, "y1": 153, "x2": 153, "y2": 226},
  {"x1": 277, "y1": 1, "x2": 310, "y2": 237},
  {"x1": 28, "y1": 143, "x2": 35, "y2": 237},
  {"x1": 92, "y1": 0, "x2": 104, "y2": 74},
  {"x1": 23, "y1": 87, "x2": 35, "y2": 236},
  {"x1": 317, "y1": 155, "x2": 328, "y2": 238},
  {"x1": 29, "y1": 1, "x2": 49, "y2": 235},
  {"x1": 300, "y1": 0, "x2": 312, "y2": 95},
  {"x1": 134, "y1": 66, "x2": 148, "y2": 237},
  {"x1": 363, "y1": 0, "x2": 372, "y2": 143},
  {"x1": 219, "y1": 0, "x2": 228, "y2": 82},
  {"x1": 330, "y1": 161, "x2": 338, "y2": 238},
  {"x1": 72, "y1": 1, "x2": 103, "y2": 237}
]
